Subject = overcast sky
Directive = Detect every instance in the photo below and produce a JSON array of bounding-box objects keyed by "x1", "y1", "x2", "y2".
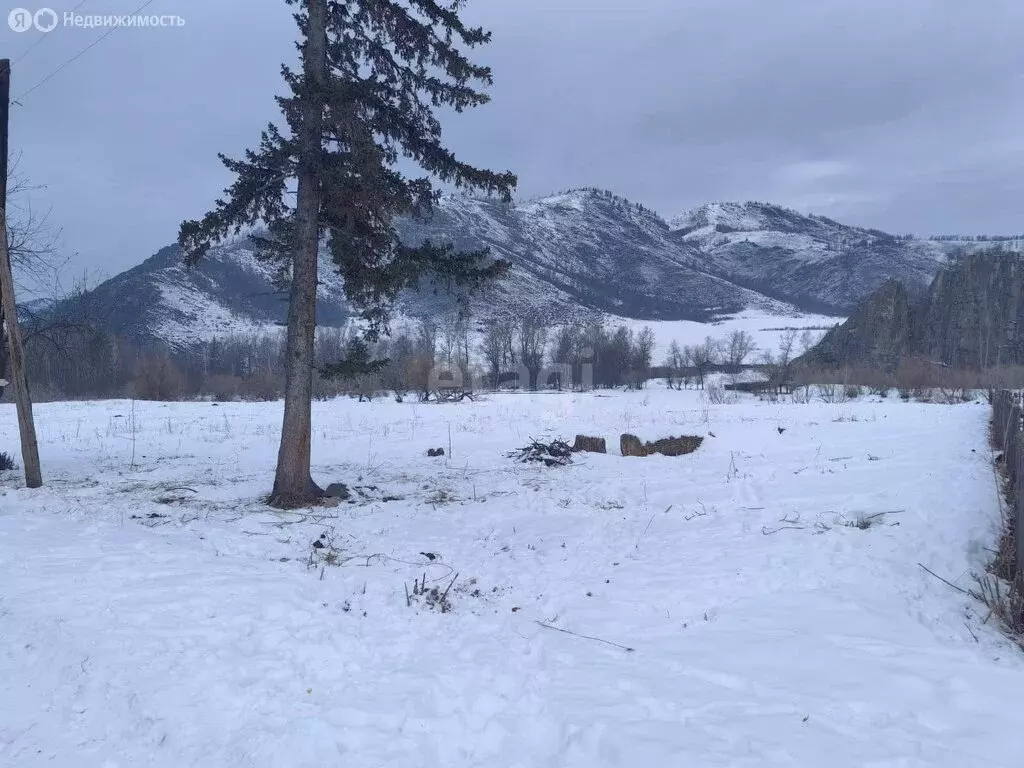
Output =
[{"x1": 2, "y1": 0, "x2": 1024, "y2": 283}]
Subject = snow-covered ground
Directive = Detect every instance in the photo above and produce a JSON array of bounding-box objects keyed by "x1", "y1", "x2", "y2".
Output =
[{"x1": 2, "y1": 389, "x2": 1022, "y2": 767}]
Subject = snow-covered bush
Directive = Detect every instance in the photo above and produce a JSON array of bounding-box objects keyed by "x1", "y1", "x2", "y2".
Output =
[{"x1": 705, "y1": 382, "x2": 735, "y2": 405}]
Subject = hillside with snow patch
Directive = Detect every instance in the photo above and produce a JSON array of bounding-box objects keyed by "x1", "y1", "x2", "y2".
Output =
[
  {"x1": 42, "y1": 190, "x2": 1002, "y2": 349},
  {"x1": 669, "y1": 201, "x2": 961, "y2": 313}
]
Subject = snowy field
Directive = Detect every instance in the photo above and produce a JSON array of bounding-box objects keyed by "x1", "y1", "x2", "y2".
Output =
[
  {"x1": 2, "y1": 389, "x2": 1024, "y2": 767},
  {"x1": 612, "y1": 311, "x2": 842, "y2": 360}
]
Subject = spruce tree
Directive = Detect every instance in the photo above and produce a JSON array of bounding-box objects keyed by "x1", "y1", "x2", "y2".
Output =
[{"x1": 179, "y1": 0, "x2": 516, "y2": 508}]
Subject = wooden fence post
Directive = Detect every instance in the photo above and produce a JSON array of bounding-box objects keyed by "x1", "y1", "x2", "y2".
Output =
[{"x1": 1017, "y1": 424, "x2": 1024, "y2": 587}]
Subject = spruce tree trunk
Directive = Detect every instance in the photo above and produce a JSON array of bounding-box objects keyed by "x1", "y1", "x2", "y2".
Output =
[{"x1": 269, "y1": 0, "x2": 328, "y2": 509}]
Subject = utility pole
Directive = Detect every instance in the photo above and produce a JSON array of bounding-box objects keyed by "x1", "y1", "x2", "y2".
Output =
[{"x1": 0, "y1": 58, "x2": 42, "y2": 488}]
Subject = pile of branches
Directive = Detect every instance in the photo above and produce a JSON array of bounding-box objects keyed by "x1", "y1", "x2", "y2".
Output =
[
  {"x1": 435, "y1": 387, "x2": 475, "y2": 403},
  {"x1": 507, "y1": 438, "x2": 574, "y2": 468}
]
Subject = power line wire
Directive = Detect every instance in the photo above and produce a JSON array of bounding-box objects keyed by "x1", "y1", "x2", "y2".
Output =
[
  {"x1": 13, "y1": 0, "x2": 92, "y2": 65},
  {"x1": 14, "y1": 0, "x2": 161, "y2": 104}
]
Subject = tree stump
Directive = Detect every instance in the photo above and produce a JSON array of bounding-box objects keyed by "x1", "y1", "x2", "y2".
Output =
[
  {"x1": 620, "y1": 434, "x2": 647, "y2": 457},
  {"x1": 572, "y1": 435, "x2": 607, "y2": 453}
]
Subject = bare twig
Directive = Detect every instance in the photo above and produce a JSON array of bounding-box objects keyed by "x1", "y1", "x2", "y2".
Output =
[
  {"x1": 918, "y1": 563, "x2": 971, "y2": 596},
  {"x1": 762, "y1": 524, "x2": 806, "y2": 535},
  {"x1": 862, "y1": 510, "x2": 904, "y2": 521},
  {"x1": 685, "y1": 501, "x2": 709, "y2": 522},
  {"x1": 636, "y1": 505, "x2": 672, "y2": 549},
  {"x1": 763, "y1": 512, "x2": 808, "y2": 535},
  {"x1": 441, "y1": 571, "x2": 459, "y2": 602},
  {"x1": 964, "y1": 621, "x2": 979, "y2": 642},
  {"x1": 535, "y1": 620, "x2": 635, "y2": 653},
  {"x1": 129, "y1": 397, "x2": 137, "y2": 471}
]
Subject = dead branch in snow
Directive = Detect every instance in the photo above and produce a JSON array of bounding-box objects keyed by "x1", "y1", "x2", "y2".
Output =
[{"x1": 536, "y1": 620, "x2": 635, "y2": 653}]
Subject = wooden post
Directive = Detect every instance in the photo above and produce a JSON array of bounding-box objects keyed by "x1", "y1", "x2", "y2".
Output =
[{"x1": 0, "y1": 59, "x2": 42, "y2": 488}]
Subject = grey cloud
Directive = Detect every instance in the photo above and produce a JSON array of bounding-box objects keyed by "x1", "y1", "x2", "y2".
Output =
[{"x1": 1, "y1": 0, "x2": 1022, "y2": 284}]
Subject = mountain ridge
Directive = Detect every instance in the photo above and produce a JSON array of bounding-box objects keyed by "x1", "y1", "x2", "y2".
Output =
[{"x1": 34, "y1": 188, "x2": 1013, "y2": 349}]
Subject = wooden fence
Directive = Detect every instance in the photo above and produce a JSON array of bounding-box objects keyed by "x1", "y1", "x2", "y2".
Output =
[{"x1": 990, "y1": 390, "x2": 1024, "y2": 584}]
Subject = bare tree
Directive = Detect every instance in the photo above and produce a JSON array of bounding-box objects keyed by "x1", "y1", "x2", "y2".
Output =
[
  {"x1": 1, "y1": 156, "x2": 68, "y2": 388},
  {"x1": 629, "y1": 326, "x2": 656, "y2": 388},
  {"x1": 725, "y1": 329, "x2": 757, "y2": 367},
  {"x1": 663, "y1": 339, "x2": 683, "y2": 389},
  {"x1": 778, "y1": 330, "x2": 798, "y2": 370},
  {"x1": 690, "y1": 336, "x2": 721, "y2": 389},
  {"x1": 407, "y1": 320, "x2": 438, "y2": 401},
  {"x1": 680, "y1": 345, "x2": 694, "y2": 388},
  {"x1": 480, "y1": 316, "x2": 514, "y2": 388},
  {"x1": 798, "y1": 329, "x2": 820, "y2": 355},
  {"x1": 762, "y1": 330, "x2": 799, "y2": 394},
  {"x1": 548, "y1": 323, "x2": 576, "y2": 390},
  {"x1": 6, "y1": 155, "x2": 65, "y2": 294},
  {"x1": 438, "y1": 311, "x2": 471, "y2": 384},
  {"x1": 379, "y1": 331, "x2": 414, "y2": 401},
  {"x1": 517, "y1": 317, "x2": 550, "y2": 390}
]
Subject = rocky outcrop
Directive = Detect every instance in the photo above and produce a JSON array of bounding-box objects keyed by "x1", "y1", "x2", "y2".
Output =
[
  {"x1": 802, "y1": 249, "x2": 1024, "y2": 371},
  {"x1": 801, "y1": 279, "x2": 916, "y2": 372}
]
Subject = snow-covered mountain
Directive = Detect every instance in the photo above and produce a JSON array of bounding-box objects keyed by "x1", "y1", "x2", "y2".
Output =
[
  {"x1": 394, "y1": 189, "x2": 794, "y2": 322},
  {"x1": 47, "y1": 241, "x2": 351, "y2": 349},
  {"x1": 668, "y1": 202, "x2": 953, "y2": 314},
  {"x1": 44, "y1": 189, "x2": 1003, "y2": 349}
]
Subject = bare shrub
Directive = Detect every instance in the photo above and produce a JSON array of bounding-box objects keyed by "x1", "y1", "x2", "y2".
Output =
[
  {"x1": 935, "y1": 367, "x2": 975, "y2": 405},
  {"x1": 239, "y1": 373, "x2": 283, "y2": 401},
  {"x1": 984, "y1": 366, "x2": 1024, "y2": 390},
  {"x1": 312, "y1": 374, "x2": 345, "y2": 402},
  {"x1": 134, "y1": 355, "x2": 185, "y2": 401},
  {"x1": 974, "y1": 575, "x2": 1024, "y2": 642},
  {"x1": 0, "y1": 451, "x2": 15, "y2": 471},
  {"x1": 206, "y1": 373, "x2": 242, "y2": 401},
  {"x1": 818, "y1": 383, "x2": 848, "y2": 404},
  {"x1": 705, "y1": 382, "x2": 733, "y2": 404},
  {"x1": 894, "y1": 357, "x2": 933, "y2": 400}
]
